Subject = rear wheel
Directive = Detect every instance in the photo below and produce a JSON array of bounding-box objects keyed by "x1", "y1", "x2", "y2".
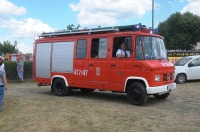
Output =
[
  {"x1": 80, "y1": 88, "x2": 95, "y2": 93},
  {"x1": 127, "y1": 82, "x2": 148, "y2": 106},
  {"x1": 176, "y1": 73, "x2": 187, "y2": 84},
  {"x1": 52, "y1": 78, "x2": 72, "y2": 96},
  {"x1": 153, "y1": 92, "x2": 170, "y2": 99}
]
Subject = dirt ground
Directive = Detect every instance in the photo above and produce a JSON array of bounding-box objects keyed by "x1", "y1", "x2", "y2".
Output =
[{"x1": 0, "y1": 81, "x2": 200, "y2": 132}]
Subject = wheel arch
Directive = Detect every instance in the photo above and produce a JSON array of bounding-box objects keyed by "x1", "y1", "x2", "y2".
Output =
[
  {"x1": 124, "y1": 77, "x2": 149, "y2": 93},
  {"x1": 51, "y1": 75, "x2": 69, "y2": 87}
]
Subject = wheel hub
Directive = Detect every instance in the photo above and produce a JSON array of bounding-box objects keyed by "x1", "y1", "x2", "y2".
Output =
[{"x1": 131, "y1": 89, "x2": 141, "y2": 101}]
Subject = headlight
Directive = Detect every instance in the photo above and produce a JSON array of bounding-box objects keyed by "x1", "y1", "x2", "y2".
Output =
[{"x1": 155, "y1": 75, "x2": 160, "y2": 82}]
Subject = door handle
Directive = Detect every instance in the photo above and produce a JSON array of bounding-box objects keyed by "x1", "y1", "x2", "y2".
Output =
[
  {"x1": 89, "y1": 64, "x2": 94, "y2": 66},
  {"x1": 110, "y1": 64, "x2": 116, "y2": 67}
]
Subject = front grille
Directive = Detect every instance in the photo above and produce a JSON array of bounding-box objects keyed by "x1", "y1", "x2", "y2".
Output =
[{"x1": 163, "y1": 73, "x2": 173, "y2": 82}]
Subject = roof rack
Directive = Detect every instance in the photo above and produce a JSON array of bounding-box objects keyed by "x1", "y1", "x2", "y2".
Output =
[{"x1": 39, "y1": 23, "x2": 144, "y2": 37}]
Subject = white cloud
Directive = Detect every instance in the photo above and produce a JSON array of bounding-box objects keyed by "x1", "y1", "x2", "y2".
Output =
[
  {"x1": 0, "y1": 0, "x2": 55, "y2": 54},
  {"x1": 181, "y1": 0, "x2": 200, "y2": 15},
  {"x1": 17, "y1": 42, "x2": 33, "y2": 54},
  {"x1": 0, "y1": 0, "x2": 56, "y2": 54},
  {"x1": 0, "y1": 18, "x2": 54, "y2": 53},
  {"x1": 0, "y1": 0, "x2": 26, "y2": 17},
  {"x1": 69, "y1": 0, "x2": 152, "y2": 26},
  {"x1": 0, "y1": 18, "x2": 54, "y2": 38}
]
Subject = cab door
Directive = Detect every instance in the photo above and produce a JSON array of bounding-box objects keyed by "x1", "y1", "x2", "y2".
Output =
[
  {"x1": 187, "y1": 57, "x2": 200, "y2": 80},
  {"x1": 110, "y1": 36, "x2": 133, "y2": 92},
  {"x1": 88, "y1": 37, "x2": 110, "y2": 90}
]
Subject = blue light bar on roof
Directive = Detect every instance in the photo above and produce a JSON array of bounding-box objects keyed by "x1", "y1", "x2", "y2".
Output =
[
  {"x1": 115, "y1": 23, "x2": 142, "y2": 31},
  {"x1": 134, "y1": 23, "x2": 142, "y2": 29},
  {"x1": 154, "y1": 28, "x2": 158, "y2": 34}
]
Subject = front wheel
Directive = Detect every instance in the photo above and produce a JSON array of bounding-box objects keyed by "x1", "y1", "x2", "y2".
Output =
[
  {"x1": 176, "y1": 73, "x2": 187, "y2": 84},
  {"x1": 153, "y1": 92, "x2": 170, "y2": 99},
  {"x1": 127, "y1": 82, "x2": 148, "y2": 106}
]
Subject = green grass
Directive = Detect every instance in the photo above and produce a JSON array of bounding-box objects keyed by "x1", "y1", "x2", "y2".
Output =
[{"x1": 0, "y1": 81, "x2": 200, "y2": 132}]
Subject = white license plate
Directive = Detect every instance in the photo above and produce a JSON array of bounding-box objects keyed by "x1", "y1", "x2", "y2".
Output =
[{"x1": 167, "y1": 85, "x2": 173, "y2": 90}]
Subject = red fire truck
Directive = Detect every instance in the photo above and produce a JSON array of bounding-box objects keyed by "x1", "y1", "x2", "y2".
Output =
[{"x1": 33, "y1": 23, "x2": 176, "y2": 105}]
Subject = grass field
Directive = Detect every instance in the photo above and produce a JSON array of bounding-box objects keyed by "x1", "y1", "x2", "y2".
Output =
[{"x1": 0, "y1": 81, "x2": 200, "y2": 132}]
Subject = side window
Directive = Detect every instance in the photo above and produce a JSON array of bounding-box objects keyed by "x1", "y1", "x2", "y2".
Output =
[
  {"x1": 189, "y1": 57, "x2": 200, "y2": 67},
  {"x1": 91, "y1": 38, "x2": 108, "y2": 58},
  {"x1": 112, "y1": 36, "x2": 132, "y2": 58},
  {"x1": 135, "y1": 37, "x2": 144, "y2": 60},
  {"x1": 76, "y1": 39, "x2": 87, "y2": 58}
]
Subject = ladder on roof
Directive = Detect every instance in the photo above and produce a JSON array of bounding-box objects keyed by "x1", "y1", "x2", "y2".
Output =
[
  {"x1": 39, "y1": 23, "x2": 143, "y2": 37},
  {"x1": 39, "y1": 27, "x2": 119, "y2": 37}
]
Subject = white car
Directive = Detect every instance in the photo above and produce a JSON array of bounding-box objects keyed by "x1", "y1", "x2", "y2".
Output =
[{"x1": 174, "y1": 55, "x2": 200, "y2": 84}]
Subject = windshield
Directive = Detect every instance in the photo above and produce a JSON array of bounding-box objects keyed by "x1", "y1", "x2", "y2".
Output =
[
  {"x1": 136, "y1": 36, "x2": 167, "y2": 60},
  {"x1": 174, "y1": 57, "x2": 192, "y2": 66}
]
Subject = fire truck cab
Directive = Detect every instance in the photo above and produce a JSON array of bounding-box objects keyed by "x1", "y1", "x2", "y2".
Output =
[{"x1": 33, "y1": 23, "x2": 176, "y2": 105}]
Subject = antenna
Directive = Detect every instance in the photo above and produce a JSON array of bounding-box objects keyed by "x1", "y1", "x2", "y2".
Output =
[{"x1": 152, "y1": 0, "x2": 154, "y2": 31}]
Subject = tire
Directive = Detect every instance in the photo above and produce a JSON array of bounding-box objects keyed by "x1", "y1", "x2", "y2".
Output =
[
  {"x1": 176, "y1": 73, "x2": 187, "y2": 84},
  {"x1": 51, "y1": 85, "x2": 54, "y2": 93},
  {"x1": 52, "y1": 78, "x2": 72, "y2": 96},
  {"x1": 153, "y1": 92, "x2": 170, "y2": 99},
  {"x1": 80, "y1": 88, "x2": 95, "y2": 93},
  {"x1": 127, "y1": 82, "x2": 148, "y2": 106}
]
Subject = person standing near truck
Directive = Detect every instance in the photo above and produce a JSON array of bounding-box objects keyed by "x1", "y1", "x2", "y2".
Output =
[
  {"x1": 0, "y1": 56, "x2": 5, "y2": 106},
  {"x1": 17, "y1": 57, "x2": 24, "y2": 82},
  {"x1": 0, "y1": 57, "x2": 8, "y2": 112}
]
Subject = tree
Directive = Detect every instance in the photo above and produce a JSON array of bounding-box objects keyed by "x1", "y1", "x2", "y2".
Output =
[
  {"x1": 25, "y1": 53, "x2": 32, "y2": 56},
  {"x1": 67, "y1": 24, "x2": 81, "y2": 30},
  {"x1": 158, "y1": 12, "x2": 200, "y2": 50},
  {"x1": 0, "y1": 40, "x2": 18, "y2": 54}
]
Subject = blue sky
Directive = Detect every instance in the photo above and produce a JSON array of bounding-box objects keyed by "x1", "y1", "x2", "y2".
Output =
[{"x1": 0, "y1": 0, "x2": 200, "y2": 53}]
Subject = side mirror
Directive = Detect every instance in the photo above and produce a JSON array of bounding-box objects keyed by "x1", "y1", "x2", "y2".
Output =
[{"x1": 188, "y1": 63, "x2": 193, "y2": 67}]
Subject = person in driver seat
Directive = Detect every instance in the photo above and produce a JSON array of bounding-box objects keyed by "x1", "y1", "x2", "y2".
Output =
[{"x1": 116, "y1": 43, "x2": 130, "y2": 58}]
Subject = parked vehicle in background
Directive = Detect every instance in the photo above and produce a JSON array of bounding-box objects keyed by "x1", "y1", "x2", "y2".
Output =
[{"x1": 174, "y1": 55, "x2": 200, "y2": 84}]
